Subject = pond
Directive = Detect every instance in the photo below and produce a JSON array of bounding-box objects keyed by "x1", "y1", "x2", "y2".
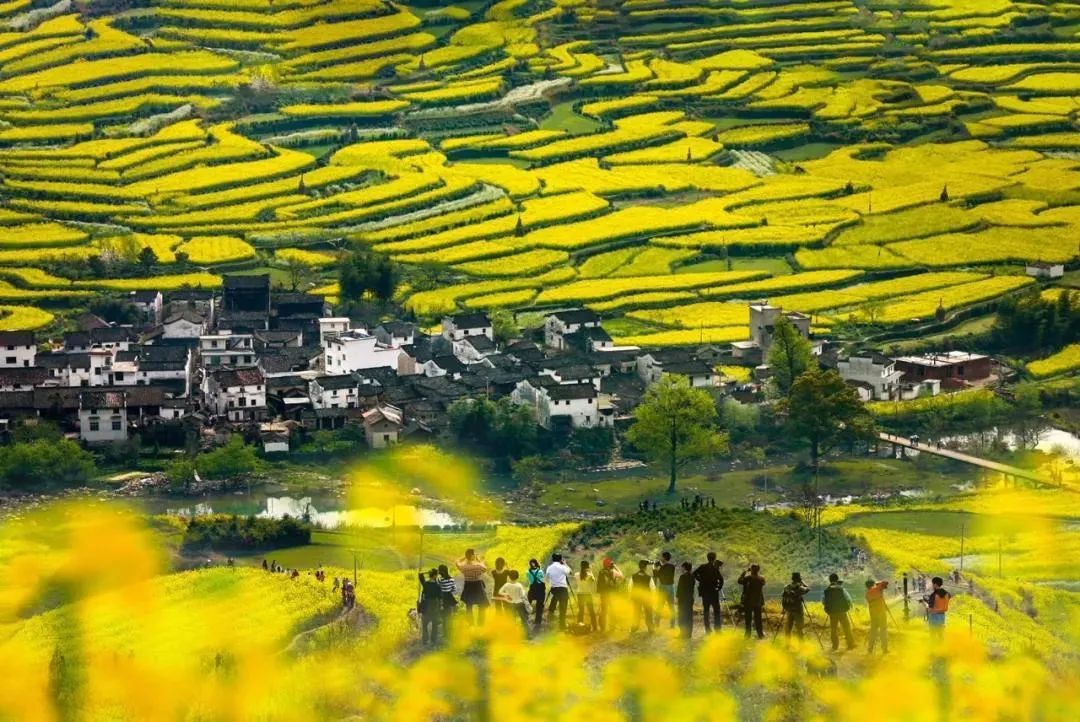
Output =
[
  {"x1": 941, "y1": 426, "x2": 1080, "y2": 459},
  {"x1": 142, "y1": 493, "x2": 457, "y2": 530}
]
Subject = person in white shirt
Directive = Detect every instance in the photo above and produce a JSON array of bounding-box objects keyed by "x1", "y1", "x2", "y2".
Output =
[
  {"x1": 495, "y1": 570, "x2": 531, "y2": 637},
  {"x1": 545, "y1": 553, "x2": 573, "y2": 630}
]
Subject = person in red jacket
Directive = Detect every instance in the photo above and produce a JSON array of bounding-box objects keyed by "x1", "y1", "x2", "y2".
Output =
[{"x1": 865, "y1": 578, "x2": 889, "y2": 653}]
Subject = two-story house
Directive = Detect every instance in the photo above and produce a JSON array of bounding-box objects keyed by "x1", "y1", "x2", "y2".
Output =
[
  {"x1": 323, "y1": 330, "x2": 402, "y2": 374},
  {"x1": 836, "y1": 351, "x2": 904, "y2": 401},
  {"x1": 0, "y1": 331, "x2": 36, "y2": 368},
  {"x1": 309, "y1": 374, "x2": 362, "y2": 410},
  {"x1": 199, "y1": 331, "x2": 257, "y2": 369},
  {"x1": 78, "y1": 390, "x2": 127, "y2": 444},
  {"x1": 204, "y1": 367, "x2": 266, "y2": 423},
  {"x1": 442, "y1": 312, "x2": 492, "y2": 343},
  {"x1": 544, "y1": 309, "x2": 602, "y2": 350}
]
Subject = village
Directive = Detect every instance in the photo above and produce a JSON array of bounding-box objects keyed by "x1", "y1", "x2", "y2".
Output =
[{"x1": 0, "y1": 273, "x2": 996, "y2": 455}]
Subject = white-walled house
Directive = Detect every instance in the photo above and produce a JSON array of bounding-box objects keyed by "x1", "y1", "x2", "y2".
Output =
[
  {"x1": 512, "y1": 379, "x2": 606, "y2": 429},
  {"x1": 442, "y1": 312, "x2": 492, "y2": 342},
  {"x1": 1025, "y1": 261, "x2": 1064, "y2": 279},
  {"x1": 162, "y1": 309, "x2": 207, "y2": 339},
  {"x1": 318, "y1": 317, "x2": 351, "y2": 345},
  {"x1": 836, "y1": 351, "x2": 903, "y2": 401},
  {"x1": 452, "y1": 334, "x2": 498, "y2": 364},
  {"x1": 204, "y1": 367, "x2": 266, "y2": 423},
  {"x1": 544, "y1": 309, "x2": 601, "y2": 349},
  {"x1": 362, "y1": 404, "x2": 403, "y2": 448},
  {"x1": 78, "y1": 390, "x2": 127, "y2": 443},
  {"x1": 0, "y1": 331, "x2": 36, "y2": 368},
  {"x1": 309, "y1": 375, "x2": 361, "y2": 410},
  {"x1": 200, "y1": 331, "x2": 256, "y2": 369},
  {"x1": 323, "y1": 330, "x2": 402, "y2": 374},
  {"x1": 374, "y1": 321, "x2": 416, "y2": 348}
]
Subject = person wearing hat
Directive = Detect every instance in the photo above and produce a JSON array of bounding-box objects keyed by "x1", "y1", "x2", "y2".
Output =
[
  {"x1": 596, "y1": 557, "x2": 624, "y2": 632},
  {"x1": 823, "y1": 572, "x2": 855, "y2": 651},
  {"x1": 781, "y1": 572, "x2": 810, "y2": 638},
  {"x1": 865, "y1": 577, "x2": 889, "y2": 653}
]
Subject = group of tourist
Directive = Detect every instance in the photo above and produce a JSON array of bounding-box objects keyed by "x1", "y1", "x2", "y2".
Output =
[{"x1": 412, "y1": 548, "x2": 953, "y2": 651}]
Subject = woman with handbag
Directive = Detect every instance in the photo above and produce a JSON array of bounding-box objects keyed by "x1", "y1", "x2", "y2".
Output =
[{"x1": 525, "y1": 558, "x2": 546, "y2": 630}]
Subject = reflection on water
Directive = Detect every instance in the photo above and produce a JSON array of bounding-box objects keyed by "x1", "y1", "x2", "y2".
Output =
[{"x1": 165, "y1": 496, "x2": 456, "y2": 529}]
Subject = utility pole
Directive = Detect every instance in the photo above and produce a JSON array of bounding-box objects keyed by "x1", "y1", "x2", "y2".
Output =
[{"x1": 959, "y1": 522, "x2": 965, "y2": 571}]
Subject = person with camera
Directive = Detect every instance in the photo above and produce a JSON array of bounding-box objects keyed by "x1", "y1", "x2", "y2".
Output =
[
  {"x1": 546, "y1": 553, "x2": 573, "y2": 631},
  {"x1": 738, "y1": 564, "x2": 766, "y2": 639},
  {"x1": 823, "y1": 572, "x2": 855, "y2": 651},
  {"x1": 922, "y1": 576, "x2": 951, "y2": 639},
  {"x1": 865, "y1": 577, "x2": 889, "y2": 653},
  {"x1": 526, "y1": 559, "x2": 546, "y2": 630},
  {"x1": 781, "y1": 572, "x2": 810, "y2": 639},
  {"x1": 630, "y1": 559, "x2": 656, "y2": 633},
  {"x1": 596, "y1": 557, "x2": 623, "y2": 632},
  {"x1": 654, "y1": 552, "x2": 677, "y2": 629},
  {"x1": 676, "y1": 561, "x2": 696, "y2": 640},
  {"x1": 693, "y1": 552, "x2": 724, "y2": 633},
  {"x1": 576, "y1": 560, "x2": 598, "y2": 632},
  {"x1": 456, "y1": 549, "x2": 489, "y2": 626}
]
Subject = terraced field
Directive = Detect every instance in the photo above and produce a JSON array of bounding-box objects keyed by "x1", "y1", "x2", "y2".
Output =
[{"x1": 0, "y1": 0, "x2": 1076, "y2": 342}]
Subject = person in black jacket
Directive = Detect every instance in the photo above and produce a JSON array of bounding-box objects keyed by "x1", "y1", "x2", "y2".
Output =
[
  {"x1": 654, "y1": 551, "x2": 677, "y2": 629},
  {"x1": 418, "y1": 568, "x2": 442, "y2": 645},
  {"x1": 738, "y1": 564, "x2": 766, "y2": 639},
  {"x1": 676, "y1": 561, "x2": 696, "y2": 640},
  {"x1": 693, "y1": 552, "x2": 724, "y2": 632}
]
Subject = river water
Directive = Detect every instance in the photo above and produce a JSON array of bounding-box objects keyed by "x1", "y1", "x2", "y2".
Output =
[{"x1": 145, "y1": 494, "x2": 457, "y2": 529}]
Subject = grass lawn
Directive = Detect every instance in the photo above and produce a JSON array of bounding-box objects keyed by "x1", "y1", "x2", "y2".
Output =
[
  {"x1": 535, "y1": 457, "x2": 979, "y2": 517},
  {"x1": 675, "y1": 256, "x2": 792, "y2": 275},
  {"x1": 889, "y1": 314, "x2": 997, "y2": 352},
  {"x1": 232, "y1": 528, "x2": 502, "y2": 573},
  {"x1": 541, "y1": 100, "x2": 603, "y2": 135}
]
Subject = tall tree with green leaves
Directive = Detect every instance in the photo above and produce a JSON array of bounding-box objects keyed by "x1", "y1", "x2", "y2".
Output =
[
  {"x1": 767, "y1": 315, "x2": 813, "y2": 396},
  {"x1": 627, "y1": 375, "x2": 728, "y2": 493},
  {"x1": 783, "y1": 368, "x2": 875, "y2": 480}
]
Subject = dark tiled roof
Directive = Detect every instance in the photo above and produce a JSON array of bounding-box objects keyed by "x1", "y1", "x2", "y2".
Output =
[
  {"x1": 446, "y1": 312, "x2": 490, "y2": 329},
  {"x1": 130, "y1": 290, "x2": 160, "y2": 303},
  {"x1": 464, "y1": 335, "x2": 496, "y2": 352},
  {"x1": 35, "y1": 353, "x2": 68, "y2": 369},
  {"x1": 0, "y1": 390, "x2": 33, "y2": 409},
  {"x1": 211, "y1": 368, "x2": 264, "y2": 387},
  {"x1": 164, "y1": 309, "x2": 206, "y2": 325},
  {"x1": 312, "y1": 374, "x2": 359, "y2": 391},
  {"x1": 224, "y1": 274, "x2": 270, "y2": 290},
  {"x1": 662, "y1": 360, "x2": 715, "y2": 376},
  {"x1": 91, "y1": 326, "x2": 136, "y2": 343},
  {"x1": 377, "y1": 321, "x2": 415, "y2": 337},
  {"x1": 0, "y1": 330, "x2": 34, "y2": 346},
  {"x1": 0, "y1": 367, "x2": 47, "y2": 386},
  {"x1": 431, "y1": 354, "x2": 466, "y2": 374},
  {"x1": 80, "y1": 390, "x2": 126, "y2": 408},
  {"x1": 546, "y1": 382, "x2": 597, "y2": 400},
  {"x1": 64, "y1": 331, "x2": 90, "y2": 348},
  {"x1": 550, "y1": 309, "x2": 600, "y2": 325}
]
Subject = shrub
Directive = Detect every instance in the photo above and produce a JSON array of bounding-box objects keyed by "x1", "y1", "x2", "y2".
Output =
[{"x1": 180, "y1": 514, "x2": 311, "y2": 552}]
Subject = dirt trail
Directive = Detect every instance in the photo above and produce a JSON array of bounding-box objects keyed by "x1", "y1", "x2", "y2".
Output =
[{"x1": 281, "y1": 604, "x2": 370, "y2": 656}]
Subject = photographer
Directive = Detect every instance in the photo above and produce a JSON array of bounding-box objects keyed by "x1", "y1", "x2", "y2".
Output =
[
  {"x1": 630, "y1": 560, "x2": 655, "y2": 633},
  {"x1": 781, "y1": 572, "x2": 810, "y2": 639},
  {"x1": 654, "y1": 552, "x2": 677, "y2": 629},
  {"x1": 546, "y1": 553, "x2": 573, "y2": 631},
  {"x1": 596, "y1": 558, "x2": 623, "y2": 632},
  {"x1": 693, "y1": 552, "x2": 723, "y2": 633},
  {"x1": 737, "y1": 564, "x2": 766, "y2": 640},
  {"x1": 865, "y1": 578, "x2": 889, "y2": 653},
  {"x1": 526, "y1": 559, "x2": 545, "y2": 630},
  {"x1": 456, "y1": 549, "x2": 488, "y2": 627}
]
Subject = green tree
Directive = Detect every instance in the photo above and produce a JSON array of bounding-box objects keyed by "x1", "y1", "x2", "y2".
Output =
[
  {"x1": 0, "y1": 439, "x2": 95, "y2": 488},
  {"x1": 197, "y1": 436, "x2": 259, "y2": 480},
  {"x1": 490, "y1": 309, "x2": 518, "y2": 346},
  {"x1": 767, "y1": 315, "x2": 813, "y2": 397},
  {"x1": 783, "y1": 368, "x2": 875, "y2": 480},
  {"x1": 626, "y1": 375, "x2": 728, "y2": 493},
  {"x1": 166, "y1": 458, "x2": 198, "y2": 493},
  {"x1": 138, "y1": 246, "x2": 157, "y2": 275}
]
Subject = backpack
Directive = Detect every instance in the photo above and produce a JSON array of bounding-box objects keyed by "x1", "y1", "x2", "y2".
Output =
[
  {"x1": 781, "y1": 585, "x2": 801, "y2": 612},
  {"x1": 823, "y1": 585, "x2": 851, "y2": 615}
]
